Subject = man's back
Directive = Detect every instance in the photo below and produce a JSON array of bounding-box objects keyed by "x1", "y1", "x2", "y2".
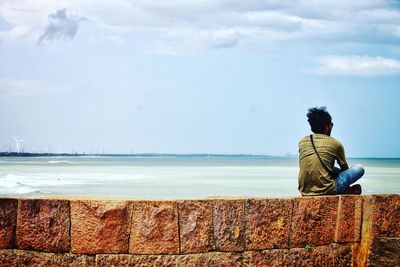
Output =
[{"x1": 298, "y1": 134, "x2": 346, "y2": 196}]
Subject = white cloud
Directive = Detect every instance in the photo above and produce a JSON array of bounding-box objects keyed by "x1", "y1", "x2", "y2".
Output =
[
  {"x1": 244, "y1": 11, "x2": 302, "y2": 32},
  {"x1": 209, "y1": 32, "x2": 242, "y2": 49},
  {"x1": 193, "y1": 28, "x2": 243, "y2": 49},
  {"x1": 0, "y1": 25, "x2": 35, "y2": 41},
  {"x1": 355, "y1": 8, "x2": 400, "y2": 23},
  {"x1": 144, "y1": 28, "x2": 243, "y2": 54},
  {"x1": 395, "y1": 26, "x2": 400, "y2": 37},
  {"x1": 0, "y1": 78, "x2": 70, "y2": 97},
  {"x1": 0, "y1": 0, "x2": 399, "y2": 51},
  {"x1": 38, "y1": 8, "x2": 85, "y2": 44},
  {"x1": 311, "y1": 55, "x2": 400, "y2": 76}
]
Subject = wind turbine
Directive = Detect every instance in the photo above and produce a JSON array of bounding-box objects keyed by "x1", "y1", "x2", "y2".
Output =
[{"x1": 13, "y1": 137, "x2": 24, "y2": 153}]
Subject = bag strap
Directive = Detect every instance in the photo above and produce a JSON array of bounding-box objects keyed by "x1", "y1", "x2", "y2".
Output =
[{"x1": 310, "y1": 134, "x2": 334, "y2": 176}]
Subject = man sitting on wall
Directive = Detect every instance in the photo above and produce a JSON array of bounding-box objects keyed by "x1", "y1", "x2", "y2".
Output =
[{"x1": 298, "y1": 106, "x2": 365, "y2": 196}]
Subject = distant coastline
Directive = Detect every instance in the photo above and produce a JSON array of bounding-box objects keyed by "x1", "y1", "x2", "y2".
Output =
[
  {"x1": 0, "y1": 152, "x2": 281, "y2": 158},
  {"x1": 0, "y1": 152, "x2": 398, "y2": 159}
]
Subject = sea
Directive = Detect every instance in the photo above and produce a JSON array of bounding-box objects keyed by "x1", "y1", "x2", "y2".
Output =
[{"x1": 0, "y1": 156, "x2": 399, "y2": 199}]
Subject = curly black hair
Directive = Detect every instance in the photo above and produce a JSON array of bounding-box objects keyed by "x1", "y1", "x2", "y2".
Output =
[{"x1": 307, "y1": 106, "x2": 332, "y2": 134}]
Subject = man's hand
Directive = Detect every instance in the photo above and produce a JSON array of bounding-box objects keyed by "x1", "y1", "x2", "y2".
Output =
[{"x1": 339, "y1": 162, "x2": 349, "y2": 171}]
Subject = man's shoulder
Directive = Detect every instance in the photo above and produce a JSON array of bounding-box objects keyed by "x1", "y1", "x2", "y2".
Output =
[
  {"x1": 298, "y1": 135, "x2": 311, "y2": 145},
  {"x1": 299, "y1": 134, "x2": 343, "y2": 147},
  {"x1": 299, "y1": 135, "x2": 310, "y2": 142},
  {"x1": 328, "y1": 136, "x2": 343, "y2": 145},
  {"x1": 321, "y1": 135, "x2": 344, "y2": 148}
]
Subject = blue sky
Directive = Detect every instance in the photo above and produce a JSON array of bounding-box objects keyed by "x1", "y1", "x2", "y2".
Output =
[{"x1": 1, "y1": 1, "x2": 400, "y2": 157}]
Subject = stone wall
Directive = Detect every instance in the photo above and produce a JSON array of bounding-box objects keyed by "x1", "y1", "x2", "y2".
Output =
[{"x1": 0, "y1": 194, "x2": 398, "y2": 266}]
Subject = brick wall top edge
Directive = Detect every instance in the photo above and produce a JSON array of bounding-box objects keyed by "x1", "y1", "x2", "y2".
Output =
[{"x1": 1, "y1": 194, "x2": 397, "y2": 202}]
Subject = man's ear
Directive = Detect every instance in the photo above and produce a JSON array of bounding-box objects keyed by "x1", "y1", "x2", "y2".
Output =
[{"x1": 324, "y1": 123, "x2": 330, "y2": 134}]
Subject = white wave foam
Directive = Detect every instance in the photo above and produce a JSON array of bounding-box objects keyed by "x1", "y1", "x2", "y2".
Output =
[
  {"x1": 0, "y1": 177, "x2": 41, "y2": 195},
  {"x1": 0, "y1": 173, "x2": 151, "y2": 192},
  {"x1": 48, "y1": 160, "x2": 73, "y2": 164},
  {"x1": 1, "y1": 174, "x2": 87, "y2": 187},
  {"x1": 14, "y1": 186, "x2": 40, "y2": 194}
]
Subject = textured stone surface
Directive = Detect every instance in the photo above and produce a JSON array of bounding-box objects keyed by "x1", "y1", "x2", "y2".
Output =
[
  {"x1": 367, "y1": 237, "x2": 400, "y2": 266},
  {"x1": 19, "y1": 250, "x2": 95, "y2": 267},
  {"x1": 179, "y1": 200, "x2": 215, "y2": 253},
  {"x1": 1, "y1": 195, "x2": 398, "y2": 266},
  {"x1": 130, "y1": 255, "x2": 178, "y2": 267},
  {"x1": 357, "y1": 195, "x2": 400, "y2": 266},
  {"x1": 290, "y1": 196, "x2": 338, "y2": 247},
  {"x1": 370, "y1": 195, "x2": 400, "y2": 237},
  {"x1": 245, "y1": 198, "x2": 292, "y2": 250},
  {"x1": 356, "y1": 195, "x2": 374, "y2": 267},
  {"x1": 244, "y1": 249, "x2": 286, "y2": 267},
  {"x1": 179, "y1": 253, "x2": 213, "y2": 266},
  {"x1": 0, "y1": 250, "x2": 95, "y2": 267},
  {"x1": 17, "y1": 199, "x2": 70, "y2": 252},
  {"x1": 0, "y1": 249, "x2": 18, "y2": 267},
  {"x1": 213, "y1": 199, "x2": 245, "y2": 252},
  {"x1": 96, "y1": 254, "x2": 131, "y2": 266},
  {"x1": 129, "y1": 201, "x2": 179, "y2": 254},
  {"x1": 179, "y1": 252, "x2": 242, "y2": 267},
  {"x1": 283, "y1": 244, "x2": 353, "y2": 267},
  {"x1": 71, "y1": 200, "x2": 131, "y2": 254},
  {"x1": 0, "y1": 199, "x2": 17, "y2": 249},
  {"x1": 335, "y1": 195, "x2": 363, "y2": 243},
  {"x1": 212, "y1": 252, "x2": 243, "y2": 267},
  {"x1": 96, "y1": 254, "x2": 178, "y2": 267}
]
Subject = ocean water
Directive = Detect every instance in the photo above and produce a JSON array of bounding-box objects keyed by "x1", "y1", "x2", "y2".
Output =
[{"x1": 0, "y1": 156, "x2": 399, "y2": 199}]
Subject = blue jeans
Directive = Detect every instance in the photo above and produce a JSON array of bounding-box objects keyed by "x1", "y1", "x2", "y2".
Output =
[{"x1": 334, "y1": 164, "x2": 365, "y2": 194}]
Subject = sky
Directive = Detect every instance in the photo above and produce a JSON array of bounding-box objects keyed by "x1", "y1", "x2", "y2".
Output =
[{"x1": 0, "y1": 0, "x2": 400, "y2": 157}]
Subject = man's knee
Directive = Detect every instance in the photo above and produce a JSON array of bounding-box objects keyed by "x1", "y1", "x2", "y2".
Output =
[{"x1": 352, "y1": 164, "x2": 365, "y2": 177}]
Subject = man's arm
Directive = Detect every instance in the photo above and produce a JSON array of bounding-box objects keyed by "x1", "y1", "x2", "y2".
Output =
[{"x1": 337, "y1": 143, "x2": 348, "y2": 171}]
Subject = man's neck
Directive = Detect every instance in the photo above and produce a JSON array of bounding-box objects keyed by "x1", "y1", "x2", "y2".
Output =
[{"x1": 314, "y1": 132, "x2": 330, "y2": 136}]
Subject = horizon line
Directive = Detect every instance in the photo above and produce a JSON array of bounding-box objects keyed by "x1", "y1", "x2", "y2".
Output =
[{"x1": 0, "y1": 151, "x2": 399, "y2": 159}]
